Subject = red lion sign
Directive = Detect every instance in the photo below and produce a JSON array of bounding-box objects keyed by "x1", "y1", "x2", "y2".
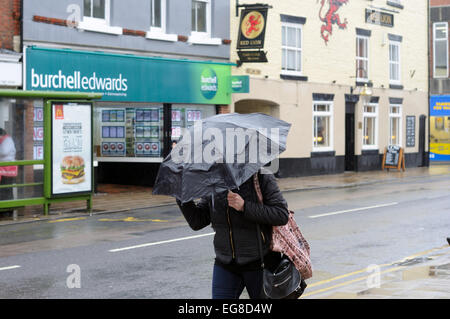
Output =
[{"x1": 319, "y1": 0, "x2": 349, "y2": 44}]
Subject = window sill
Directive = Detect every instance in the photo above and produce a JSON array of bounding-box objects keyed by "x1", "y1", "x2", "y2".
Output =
[
  {"x1": 78, "y1": 20, "x2": 122, "y2": 35},
  {"x1": 188, "y1": 35, "x2": 222, "y2": 46},
  {"x1": 386, "y1": 1, "x2": 403, "y2": 9},
  {"x1": 311, "y1": 150, "x2": 336, "y2": 157},
  {"x1": 146, "y1": 31, "x2": 178, "y2": 42},
  {"x1": 389, "y1": 84, "x2": 404, "y2": 90},
  {"x1": 362, "y1": 147, "x2": 379, "y2": 153},
  {"x1": 280, "y1": 74, "x2": 308, "y2": 81}
]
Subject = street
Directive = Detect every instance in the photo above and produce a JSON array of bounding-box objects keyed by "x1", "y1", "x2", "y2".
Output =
[{"x1": 0, "y1": 173, "x2": 449, "y2": 299}]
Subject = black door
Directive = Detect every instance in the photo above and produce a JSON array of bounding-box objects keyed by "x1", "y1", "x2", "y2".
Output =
[
  {"x1": 418, "y1": 114, "x2": 427, "y2": 167},
  {"x1": 345, "y1": 103, "x2": 356, "y2": 171}
]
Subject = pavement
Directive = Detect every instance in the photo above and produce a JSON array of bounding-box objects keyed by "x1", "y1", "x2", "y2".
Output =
[{"x1": 1, "y1": 164, "x2": 450, "y2": 299}]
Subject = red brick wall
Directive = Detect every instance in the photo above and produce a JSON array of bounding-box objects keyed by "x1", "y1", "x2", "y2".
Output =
[
  {"x1": 0, "y1": 0, "x2": 21, "y2": 50},
  {"x1": 431, "y1": 0, "x2": 450, "y2": 7}
]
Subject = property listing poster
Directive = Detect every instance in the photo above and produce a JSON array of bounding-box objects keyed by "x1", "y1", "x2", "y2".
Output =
[{"x1": 52, "y1": 103, "x2": 92, "y2": 195}]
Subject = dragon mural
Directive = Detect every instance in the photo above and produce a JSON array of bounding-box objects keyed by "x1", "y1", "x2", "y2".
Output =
[{"x1": 319, "y1": 0, "x2": 349, "y2": 44}]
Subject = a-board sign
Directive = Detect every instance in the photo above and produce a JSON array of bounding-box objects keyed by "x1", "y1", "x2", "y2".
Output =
[{"x1": 382, "y1": 145, "x2": 405, "y2": 171}]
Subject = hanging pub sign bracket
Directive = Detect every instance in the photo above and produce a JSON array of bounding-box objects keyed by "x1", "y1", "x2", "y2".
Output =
[{"x1": 236, "y1": 2, "x2": 271, "y2": 66}]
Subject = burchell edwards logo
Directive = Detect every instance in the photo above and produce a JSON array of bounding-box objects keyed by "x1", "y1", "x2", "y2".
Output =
[{"x1": 200, "y1": 68, "x2": 218, "y2": 100}]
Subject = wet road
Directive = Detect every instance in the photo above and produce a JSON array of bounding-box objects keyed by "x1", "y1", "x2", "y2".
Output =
[{"x1": 0, "y1": 174, "x2": 449, "y2": 298}]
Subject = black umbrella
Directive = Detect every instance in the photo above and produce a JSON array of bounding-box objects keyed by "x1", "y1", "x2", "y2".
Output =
[{"x1": 153, "y1": 113, "x2": 291, "y2": 203}]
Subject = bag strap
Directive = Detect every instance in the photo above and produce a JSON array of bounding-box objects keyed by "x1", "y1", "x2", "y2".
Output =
[{"x1": 253, "y1": 173, "x2": 265, "y2": 269}]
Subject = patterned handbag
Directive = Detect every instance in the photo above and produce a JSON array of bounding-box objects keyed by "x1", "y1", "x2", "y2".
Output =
[{"x1": 253, "y1": 174, "x2": 312, "y2": 280}]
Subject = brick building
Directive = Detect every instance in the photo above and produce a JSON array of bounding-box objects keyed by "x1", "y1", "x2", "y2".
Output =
[
  {"x1": 0, "y1": 0, "x2": 22, "y2": 88},
  {"x1": 429, "y1": 0, "x2": 450, "y2": 161},
  {"x1": 231, "y1": 0, "x2": 429, "y2": 176}
]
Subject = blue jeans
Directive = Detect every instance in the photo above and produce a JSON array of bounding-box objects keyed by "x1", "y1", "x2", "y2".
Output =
[{"x1": 212, "y1": 263, "x2": 263, "y2": 299}]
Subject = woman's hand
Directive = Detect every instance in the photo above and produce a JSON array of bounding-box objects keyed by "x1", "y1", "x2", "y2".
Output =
[{"x1": 227, "y1": 191, "x2": 245, "y2": 212}]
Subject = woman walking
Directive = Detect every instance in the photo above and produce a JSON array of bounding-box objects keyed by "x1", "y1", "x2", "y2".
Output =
[{"x1": 177, "y1": 171, "x2": 289, "y2": 299}]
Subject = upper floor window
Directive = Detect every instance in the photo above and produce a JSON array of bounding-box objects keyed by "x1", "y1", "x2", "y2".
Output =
[
  {"x1": 356, "y1": 36, "x2": 369, "y2": 82},
  {"x1": 192, "y1": 0, "x2": 209, "y2": 34},
  {"x1": 80, "y1": 0, "x2": 122, "y2": 35},
  {"x1": 84, "y1": 0, "x2": 108, "y2": 22},
  {"x1": 433, "y1": 22, "x2": 448, "y2": 78},
  {"x1": 389, "y1": 40, "x2": 401, "y2": 84},
  {"x1": 150, "y1": 0, "x2": 164, "y2": 31},
  {"x1": 281, "y1": 22, "x2": 302, "y2": 76}
]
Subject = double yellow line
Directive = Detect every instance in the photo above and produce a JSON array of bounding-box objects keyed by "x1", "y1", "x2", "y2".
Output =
[{"x1": 302, "y1": 244, "x2": 450, "y2": 298}]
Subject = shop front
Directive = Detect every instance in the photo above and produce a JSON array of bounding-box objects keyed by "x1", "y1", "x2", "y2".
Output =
[
  {"x1": 25, "y1": 46, "x2": 233, "y2": 186},
  {"x1": 430, "y1": 95, "x2": 450, "y2": 162}
]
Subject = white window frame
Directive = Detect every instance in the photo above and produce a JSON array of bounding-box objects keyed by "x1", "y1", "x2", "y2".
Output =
[
  {"x1": 356, "y1": 35, "x2": 369, "y2": 82},
  {"x1": 189, "y1": 0, "x2": 221, "y2": 45},
  {"x1": 389, "y1": 104, "x2": 402, "y2": 146},
  {"x1": 79, "y1": 0, "x2": 122, "y2": 35},
  {"x1": 312, "y1": 101, "x2": 334, "y2": 152},
  {"x1": 281, "y1": 22, "x2": 303, "y2": 76},
  {"x1": 389, "y1": 40, "x2": 401, "y2": 85},
  {"x1": 433, "y1": 22, "x2": 449, "y2": 78},
  {"x1": 150, "y1": 0, "x2": 165, "y2": 33},
  {"x1": 146, "y1": 0, "x2": 177, "y2": 42},
  {"x1": 362, "y1": 103, "x2": 378, "y2": 150}
]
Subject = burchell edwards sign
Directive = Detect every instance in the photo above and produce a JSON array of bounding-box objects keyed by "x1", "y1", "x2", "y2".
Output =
[{"x1": 25, "y1": 46, "x2": 232, "y2": 105}]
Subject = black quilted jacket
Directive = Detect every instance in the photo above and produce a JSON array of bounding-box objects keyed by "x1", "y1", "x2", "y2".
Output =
[{"x1": 177, "y1": 173, "x2": 289, "y2": 266}]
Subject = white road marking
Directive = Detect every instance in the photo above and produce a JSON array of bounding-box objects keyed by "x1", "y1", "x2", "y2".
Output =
[
  {"x1": 0, "y1": 265, "x2": 21, "y2": 272},
  {"x1": 308, "y1": 202, "x2": 399, "y2": 219},
  {"x1": 109, "y1": 232, "x2": 215, "y2": 253}
]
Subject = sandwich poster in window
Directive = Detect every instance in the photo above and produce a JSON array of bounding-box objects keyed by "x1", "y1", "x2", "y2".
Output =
[{"x1": 52, "y1": 103, "x2": 92, "y2": 195}]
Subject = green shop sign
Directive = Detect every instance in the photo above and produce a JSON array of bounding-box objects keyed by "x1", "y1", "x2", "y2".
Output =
[
  {"x1": 231, "y1": 75, "x2": 250, "y2": 93},
  {"x1": 25, "y1": 46, "x2": 233, "y2": 105}
]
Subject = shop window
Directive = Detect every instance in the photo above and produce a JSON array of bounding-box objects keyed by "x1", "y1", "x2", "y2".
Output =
[
  {"x1": 389, "y1": 105, "x2": 402, "y2": 146},
  {"x1": 433, "y1": 22, "x2": 448, "y2": 78},
  {"x1": 363, "y1": 104, "x2": 378, "y2": 149},
  {"x1": 281, "y1": 22, "x2": 302, "y2": 76},
  {"x1": 0, "y1": 98, "x2": 44, "y2": 200},
  {"x1": 356, "y1": 36, "x2": 369, "y2": 82},
  {"x1": 94, "y1": 106, "x2": 164, "y2": 159},
  {"x1": 313, "y1": 102, "x2": 333, "y2": 151},
  {"x1": 171, "y1": 105, "x2": 216, "y2": 143},
  {"x1": 389, "y1": 41, "x2": 401, "y2": 84}
]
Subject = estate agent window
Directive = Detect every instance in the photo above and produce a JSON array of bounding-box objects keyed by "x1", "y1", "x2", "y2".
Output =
[
  {"x1": 281, "y1": 22, "x2": 302, "y2": 76},
  {"x1": 389, "y1": 105, "x2": 402, "y2": 146},
  {"x1": 389, "y1": 40, "x2": 401, "y2": 84},
  {"x1": 312, "y1": 102, "x2": 333, "y2": 151},
  {"x1": 362, "y1": 103, "x2": 378, "y2": 149},
  {"x1": 356, "y1": 35, "x2": 369, "y2": 82},
  {"x1": 433, "y1": 22, "x2": 449, "y2": 78}
]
